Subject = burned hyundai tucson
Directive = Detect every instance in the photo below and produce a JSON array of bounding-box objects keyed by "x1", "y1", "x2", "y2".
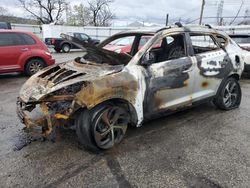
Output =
[{"x1": 17, "y1": 25, "x2": 245, "y2": 151}]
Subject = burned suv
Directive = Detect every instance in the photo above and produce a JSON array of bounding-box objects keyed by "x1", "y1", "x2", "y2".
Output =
[{"x1": 17, "y1": 25, "x2": 244, "y2": 151}]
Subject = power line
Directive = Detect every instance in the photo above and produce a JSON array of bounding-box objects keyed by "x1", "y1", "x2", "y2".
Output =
[
  {"x1": 230, "y1": 0, "x2": 245, "y2": 25},
  {"x1": 187, "y1": 15, "x2": 250, "y2": 24}
]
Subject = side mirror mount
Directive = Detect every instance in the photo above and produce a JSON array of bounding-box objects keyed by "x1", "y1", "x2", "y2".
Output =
[{"x1": 141, "y1": 51, "x2": 155, "y2": 66}]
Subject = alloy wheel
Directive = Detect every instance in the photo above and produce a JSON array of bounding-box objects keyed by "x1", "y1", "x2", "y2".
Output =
[
  {"x1": 29, "y1": 61, "x2": 43, "y2": 74},
  {"x1": 223, "y1": 80, "x2": 239, "y2": 108},
  {"x1": 93, "y1": 106, "x2": 129, "y2": 149}
]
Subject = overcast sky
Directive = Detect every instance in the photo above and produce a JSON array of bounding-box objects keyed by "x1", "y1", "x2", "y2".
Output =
[{"x1": 0, "y1": 0, "x2": 250, "y2": 25}]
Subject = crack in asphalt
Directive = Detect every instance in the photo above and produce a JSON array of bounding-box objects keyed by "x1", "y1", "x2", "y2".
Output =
[
  {"x1": 106, "y1": 155, "x2": 134, "y2": 188},
  {"x1": 43, "y1": 155, "x2": 103, "y2": 188},
  {"x1": 184, "y1": 173, "x2": 222, "y2": 188},
  {"x1": 40, "y1": 153, "x2": 133, "y2": 188}
]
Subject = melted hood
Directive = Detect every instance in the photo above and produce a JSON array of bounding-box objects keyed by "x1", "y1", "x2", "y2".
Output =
[
  {"x1": 19, "y1": 61, "x2": 124, "y2": 103},
  {"x1": 60, "y1": 33, "x2": 132, "y2": 66}
]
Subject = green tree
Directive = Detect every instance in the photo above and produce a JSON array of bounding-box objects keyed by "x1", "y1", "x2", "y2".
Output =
[{"x1": 67, "y1": 4, "x2": 91, "y2": 26}]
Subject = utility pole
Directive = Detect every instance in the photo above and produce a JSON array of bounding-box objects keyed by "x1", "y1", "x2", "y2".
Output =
[
  {"x1": 166, "y1": 14, "x2": 169, "y2": 26},
  {"x1": 199, "y1": 0, "x2": 205, "y2": 25},
  {"x1": 38, "y1": 0, "x2": 43, "y2": 25},
  {"x1": 217, "y1": 0, "x2": 224, "y2": 25}
]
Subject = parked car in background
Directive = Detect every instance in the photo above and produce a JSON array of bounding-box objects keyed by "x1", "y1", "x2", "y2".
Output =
[
  {"x1": 18, "y1": 25, "x2": 244, "y2": 151},
  {"x1": 45, "y1": 32, "x2": 100, "y2": 53},
  {"x1": 0, "y1": 30, "x2": 55, "y2": 76},
  {"x1": 229, "y1": 34, "x2": 250, "y2": 51},
  {"x1": 103, "y1": 35, "x2": 153, "y2": 54},
  {"x1": 229, "y1": 34, "x2": 250, "y2": 73},
  {"x1": 0, "y1": 22, "x2": 11, "y2": 29}
]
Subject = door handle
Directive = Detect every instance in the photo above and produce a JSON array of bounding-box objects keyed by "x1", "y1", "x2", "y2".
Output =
[
  {"x1": 21, "y1": 48, "x2": 29, "y2": 52},
  {"x1": 182, "y1": 65, "x2": 193, "y2": 73},
  {"x1": 182, "y1": 69, "x2": 192, "y2": 73}
]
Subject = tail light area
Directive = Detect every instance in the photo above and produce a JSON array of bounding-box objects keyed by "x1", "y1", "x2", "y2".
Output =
[{"x1": 51, "y1": 38, "x2": 56, "y2": 45}]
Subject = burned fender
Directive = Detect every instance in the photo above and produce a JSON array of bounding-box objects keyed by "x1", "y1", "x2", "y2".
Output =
[{"x1": 75, "y1": 71, "x2": 139, "y2": 110}]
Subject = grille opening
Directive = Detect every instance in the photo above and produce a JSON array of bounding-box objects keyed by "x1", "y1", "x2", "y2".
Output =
[
  {"x1": 38, "y1": 66, "x2": 86, "y2": 85},
  {"x1": 39, "y1": 66, "x2": 60, "y2": 78},
  {"x1": 52, "y1": 70, "x2": 77, "y2": 84},
  {"x1": 57, "y1": 73, "x2": 86, "y2": 84},
  {"x1": 47, "y1": 68, "x2": 67, "y2": 81}
]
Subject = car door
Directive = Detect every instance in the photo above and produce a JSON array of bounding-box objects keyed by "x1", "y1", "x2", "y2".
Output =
[
  {"x1": 0, "y1": 32, "x2": 27, "y2": 72},
  {"x1": 144, "y1": 33, "x2": 196, "y2": 115},
  {"x1": 188, "y1": 33, "x2": 228, "y2": 102},
  {"x1": 80, "y1": 33, "x2": 90, "y2": 43}
]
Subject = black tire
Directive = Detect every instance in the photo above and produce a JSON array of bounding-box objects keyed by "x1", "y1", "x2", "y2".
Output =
[
  {"x1": 25, "y1": 58, "x2": 46, "y2": 76},
  {"x1": 61, "y1": 43, "x2": 71, "y2": 53},
  {"x1": 213, "y1": 77, "x2": 242, "y2": 110},
  {"x1": 76, "y1": 104, "x2": 130, "y2": 152},
  {"x1": 54, "y1": 48, "x2": 61, "y2": 53}
]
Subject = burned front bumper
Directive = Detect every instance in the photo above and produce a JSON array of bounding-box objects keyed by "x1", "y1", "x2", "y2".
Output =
[
  {"x1": 17, "y1": 99, "x2": 46, "y2": 134},
  {"x1": 17, "y1": 97, "x2": 77, "y2": 136}
]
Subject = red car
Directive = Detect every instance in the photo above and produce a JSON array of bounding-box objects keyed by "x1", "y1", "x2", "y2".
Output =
[
  {"x1": 0, "y1": 30, "x2": 55, "y2": 76},
  {"x1": 103, "y1": 35, "x2": 160, "y2": 54}
]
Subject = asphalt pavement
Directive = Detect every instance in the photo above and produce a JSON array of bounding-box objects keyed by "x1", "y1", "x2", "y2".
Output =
[{"x1": 0, "y1": 52, "x2": 250, "y2": 188}]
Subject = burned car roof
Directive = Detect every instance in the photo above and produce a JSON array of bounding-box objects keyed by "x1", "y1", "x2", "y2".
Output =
[{"x1": 113, "y1": 25, "x2": 227, "y2": 36}]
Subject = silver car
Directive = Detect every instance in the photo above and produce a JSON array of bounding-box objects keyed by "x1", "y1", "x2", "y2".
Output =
[{"x1": 17, "y1": 25, "x2": 244, "y2": 151}]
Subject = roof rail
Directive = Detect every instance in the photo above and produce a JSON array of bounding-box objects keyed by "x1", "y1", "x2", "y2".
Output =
[
  {"x1": 205, "y1": 24, "x2": 213, "y2": 29},
  {"x1": 175, "y1": 22, "x2": 183, "y2": 27},
  {"x1": 156, "y1": 26, "x2": 171, "y2": 33}
]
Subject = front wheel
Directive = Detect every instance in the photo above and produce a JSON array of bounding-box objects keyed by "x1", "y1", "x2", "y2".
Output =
[
  {"x1": 25, "y1": 58, "x2": 46, "y2": 76},
  {"x1": 213, "y1": 77, "x2": 242, "y2": 110},
  {"x1": 76, "y1": 104, "x2": 130, "y2": 151}
]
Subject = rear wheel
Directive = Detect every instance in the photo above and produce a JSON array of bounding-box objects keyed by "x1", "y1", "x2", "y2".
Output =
[
  {"x1": 76, "y1": 104, "x2": 130, "y2": 151},
  {"x1": 213, "y1": 77, "x2": 241, "y2": 110},
  {"x1": 61, "y1": 43, "x2": 71, "y2": 53},
  {"x1": 25, "y1": 58, "x2": 46, "y2": 76}
]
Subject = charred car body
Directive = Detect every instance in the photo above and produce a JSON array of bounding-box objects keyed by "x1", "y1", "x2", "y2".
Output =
[{"x1": 17, "y1": 25, "x2": 244, "y2": 151}]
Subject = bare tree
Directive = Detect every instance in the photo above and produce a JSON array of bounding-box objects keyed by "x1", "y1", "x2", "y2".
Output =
[
  {"x1": 239, "y1": 8, "x2": 250, "y2": 25},
  {"x1": 88, "y1": 0, "x2": 115, "y2": 26},
  {"x1": 18, "y1": 0, "x2": 67, "y2": 24},
  {"x1": 98, "y1": 6, "x2": 114, "y2": 26},
  {"x1": 0, "y1": 6, "x2": 9, "y2": 16}
]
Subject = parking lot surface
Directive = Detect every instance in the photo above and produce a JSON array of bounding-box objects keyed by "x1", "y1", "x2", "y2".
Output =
[{"x1": 0, "y1": 52, "x2": 250, "y2": 188}]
